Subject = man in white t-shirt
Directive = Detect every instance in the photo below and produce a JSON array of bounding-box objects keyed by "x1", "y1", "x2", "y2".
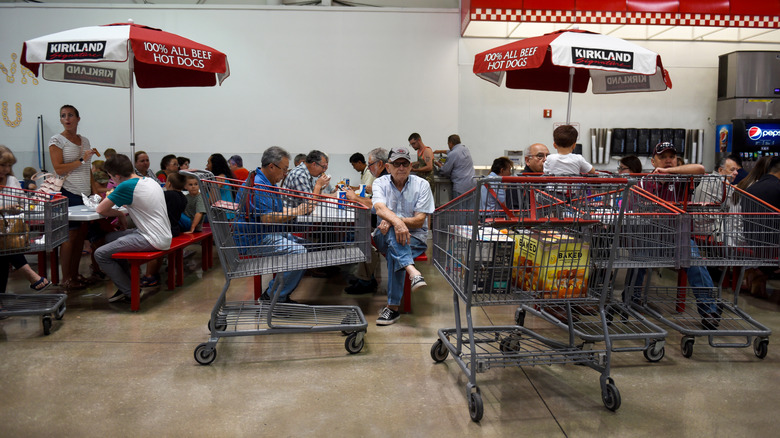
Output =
[{"x1": 95, "y1": 154, "x2": 172, "y2": 304}]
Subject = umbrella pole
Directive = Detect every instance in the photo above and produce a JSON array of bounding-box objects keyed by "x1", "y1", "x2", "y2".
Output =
[
  {"x1": 130, "y1": 73, "x2": 135, "y2": 159},
  {"x1": 566, "y1": 67, "x2": 574, "y2": 124}
]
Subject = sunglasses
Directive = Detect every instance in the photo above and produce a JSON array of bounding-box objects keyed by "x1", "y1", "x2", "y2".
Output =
[{"x1": 391, "y1": 161, "x2": 411, "y2": 168}]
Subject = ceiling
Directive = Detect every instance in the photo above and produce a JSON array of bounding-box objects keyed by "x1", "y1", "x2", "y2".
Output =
[
  {"x1": 463, "y1": 20, "x2": 780, "y2": 43},
  {"x1": 4, "y1": 0, "x2": 778, "y2": 43}
]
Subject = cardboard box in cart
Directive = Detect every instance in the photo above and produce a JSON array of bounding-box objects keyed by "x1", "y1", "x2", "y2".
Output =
[
  {"x1": 502, "y1": 229, "x2": 590, "y2": 298},
  {"x1": 446, "y1": 225, "x2": 514, "y2": 295}
]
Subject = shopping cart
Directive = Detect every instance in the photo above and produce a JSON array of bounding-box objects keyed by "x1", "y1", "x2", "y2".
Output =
[
  {"x1": 184, "y1": 171, "x2": 371, "y2": 365},
  {"x1": 632, "y1": 174, "x2": 774, "y2": 358},
  {"x1": 0, "y1": 188, "x2": 68, "y2": 335},
  {"x1": 524, "y1": 184, "x2": 672, "y2": 361},
  {"x1": 430, "y1": 176, "x2": 633, "y2": 422}
]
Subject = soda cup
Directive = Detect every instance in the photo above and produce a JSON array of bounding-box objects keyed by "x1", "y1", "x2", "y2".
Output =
[
  {"x1": 718, "y1": 126, "x2": 729, "y2": 154},
  {"x1": 358, "y1": 184, "x2": 366, "y2": 197},
  {"x1": 344, "y1": 178, "x2": 350, "y2": 188},
  {"x1": 337, "y1": 191, "x2": 346, "y2": 209}
]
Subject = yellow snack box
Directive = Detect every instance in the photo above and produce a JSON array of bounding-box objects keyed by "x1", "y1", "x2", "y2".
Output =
[{"x1": 501, "y1": 229, "x2": 590, "y2": 298}]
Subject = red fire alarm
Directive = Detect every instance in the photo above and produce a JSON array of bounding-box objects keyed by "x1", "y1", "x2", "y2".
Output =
[{"x1": 543, "y1": 109, "x2": 552, "y2": 118}]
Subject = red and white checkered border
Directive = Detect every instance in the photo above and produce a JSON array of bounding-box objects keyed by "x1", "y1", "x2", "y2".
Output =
[{"x1": 472, "y1": 9, "x2": 780, "y2": 28}]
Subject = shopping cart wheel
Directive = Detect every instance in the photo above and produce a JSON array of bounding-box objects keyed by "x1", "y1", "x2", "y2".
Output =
[
  {"x1": 514, "y1": 308, "x2": 526, "y2": 326},
  {"x1": 753, "y1": 337, "x2": 769, "y2": 359},
  {"x1": 431, "y1": 339, "x2": 449, "y2": 363},
  {"x1": 468, "y1": 391, "x2": 484, "y2": 422},
  {"x1": 345, "y1": 332, "x2": 364, "y2": 354},
  {"x1": 499, "y1": 334, "x2": 522, "y2": 354},
  {"x1": 194, "y1": 343, "x2": 217, "y2": 365},
  {"x1": 55, "y1": 304, "x2": 66, "y2": 320},
  {"x1": 602, "y1": 383, "x2": 621, "y2": 411},
  {"x1": 42, "y1": 316, "x2": 52, "y2": 336},
  {"x1": 680, "y1": 336, "x2": 695, "y2": 358},
  {"x1": 207, "y1": 319, "x2": 227, "y2": 332},
  {"x1": 643, "y1": 341, "x2": 665, "y2": 362}
]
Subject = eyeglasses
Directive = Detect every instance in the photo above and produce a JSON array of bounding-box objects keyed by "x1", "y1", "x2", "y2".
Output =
[
  {"x1": 391, "y1": 161, "x2": 411, "y2": 168},
  {"x1": 617, "y1": 165, "x2": 630, "y2": 172},
  {"x1": 271, "y1": 163, "x2": 289, "y2": 175},
  {"x1": 367, "y1": 160, "x2": 380, "y2": 167},
  {"x1": 531, "y1": 153, "x2": 549, "y2": 160},
  {"x1": 312, "y1": 161, "x2": 328, "y2": 169}
]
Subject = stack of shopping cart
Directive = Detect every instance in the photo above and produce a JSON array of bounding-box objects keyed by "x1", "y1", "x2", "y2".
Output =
[
  {"x1": 632, "y1": 174, "x2": 775, "y2": 358},
  {"x1": 430, "y1": 176, "x2": 634, "y2": 422}
]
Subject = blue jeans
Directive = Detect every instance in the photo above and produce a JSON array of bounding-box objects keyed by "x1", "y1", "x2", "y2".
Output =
[
  {"x1": 628, "y1": 239, "x2": 719, "y2": 318},
  {"x1": 258, "y1": 233, "x2": 306, "y2": 301},
  {"x1": 373, "y1": 228, "x2": 427, "y2": 306}
]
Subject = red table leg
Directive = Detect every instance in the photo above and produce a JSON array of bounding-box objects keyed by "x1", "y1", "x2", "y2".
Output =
[{"x1": 676, "y1": 270, "x2": 687, "y2": 313}]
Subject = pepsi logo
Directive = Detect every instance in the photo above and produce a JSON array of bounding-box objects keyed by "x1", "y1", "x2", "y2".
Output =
[{"x1": 748, "y1": 126, "x2": 762, "y2": 140}]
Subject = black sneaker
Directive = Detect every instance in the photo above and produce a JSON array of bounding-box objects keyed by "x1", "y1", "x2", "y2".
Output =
[
  {"x1": 345, "y1": 279, "x2": 377, "y2": 295},
  {"x1": 376, "y1": 306, "x2": 400, "y2": 326},
  {"x1": 108, "y1": 290, "x2": 128, "y2": 303},
  {"x1": 410, "y1": 275, "x2": 427, "y2": 292},
  {"x1": 701, "y1": 315, "x2": 720, "y2": 330}
]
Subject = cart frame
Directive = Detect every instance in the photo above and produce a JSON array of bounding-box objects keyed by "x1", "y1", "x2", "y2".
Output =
[{"x1": 183, "y1": 171, "x2": 371, "y2": 365}]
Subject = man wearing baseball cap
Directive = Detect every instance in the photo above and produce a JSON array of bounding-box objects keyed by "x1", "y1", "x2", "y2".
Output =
[
  {"x1": 650, "y1": 142, "x2": 706, "y2": 175},
  {"x1": 634, "y1": 142, "x2": 722, "y2": 330},
  {"x1": 371, "y1": 146, "x2": 435, "y2": 325}
]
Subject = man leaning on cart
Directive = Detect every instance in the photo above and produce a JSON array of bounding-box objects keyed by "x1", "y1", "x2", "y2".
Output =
[{"x1": 635, "y1": 142, "x2": 723, "y2": 330}]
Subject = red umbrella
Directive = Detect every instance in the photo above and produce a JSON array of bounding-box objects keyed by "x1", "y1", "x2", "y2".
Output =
[
  {"x1": 474, "y1": 29, "x2": 671, "y2": 123},
  {"x1": 21, "y1": 21, "x2": 230, "y2": 155}
]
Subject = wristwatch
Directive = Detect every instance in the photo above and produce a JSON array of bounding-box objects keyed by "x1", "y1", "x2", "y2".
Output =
[{"x1": 79, "y1": 158, "x2": 84, "y2": 163}]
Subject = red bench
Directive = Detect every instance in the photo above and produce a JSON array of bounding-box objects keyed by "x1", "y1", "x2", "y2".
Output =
[{"x1": 111, "y1": 230, "x2": 213, "y2": 311}]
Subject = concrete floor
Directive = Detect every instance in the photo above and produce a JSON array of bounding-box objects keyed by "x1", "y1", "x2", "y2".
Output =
[{"x1": 1, "y1": 247, "x2": 779, "y2": 437}]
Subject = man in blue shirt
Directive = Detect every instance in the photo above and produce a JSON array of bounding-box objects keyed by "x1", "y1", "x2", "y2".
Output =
[
  {"x1": 435, "y1": 134, "x2": 476, "y2": 197},
  {"x1": 372, "y1": 147, "x2": 435, "y2": 325},
  {"x1": 235, "y1": 146, "x2": 313, "y2": 303}
]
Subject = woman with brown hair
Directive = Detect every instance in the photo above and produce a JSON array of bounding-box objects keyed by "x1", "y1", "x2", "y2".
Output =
[{"x1": 48, "y1": 105, "x2": 100, "y2": 291}]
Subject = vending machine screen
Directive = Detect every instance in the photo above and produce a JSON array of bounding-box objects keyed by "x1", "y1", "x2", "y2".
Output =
[{"x1": 732, "y1": 119, "x2": 780, "y2": 161}]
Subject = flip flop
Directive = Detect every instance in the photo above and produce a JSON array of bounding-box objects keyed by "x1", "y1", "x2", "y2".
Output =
[{"x1": 30, "y1": 277, "x2": 52, "y2": 292}]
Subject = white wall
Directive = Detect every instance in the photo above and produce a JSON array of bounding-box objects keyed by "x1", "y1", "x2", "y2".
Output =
[
  {"x1": 0, "y1": 5, "x2": 459, "y2": 181},
  {"x1": 1, "y1": 4, "x2": 775, "y2": 180},
  {"x1": 458, "y1": 38, "x2": 777, "y2": 171}
]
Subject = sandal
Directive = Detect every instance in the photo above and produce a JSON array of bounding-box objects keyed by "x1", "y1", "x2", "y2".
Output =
[
  {"x1": 60, "y1": 278, "x2": 87, "y2": 292},
  {"x1": 30, "y1": 277, "x2": 52, "y2": 292},
  {"x1": 76, "y1": 274, "x2": 97, "y2": 285}
]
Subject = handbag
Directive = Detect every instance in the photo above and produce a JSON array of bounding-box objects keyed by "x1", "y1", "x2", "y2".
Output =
[{"x1": 32, "y1": 171, "x2": 66, "y2": 194}]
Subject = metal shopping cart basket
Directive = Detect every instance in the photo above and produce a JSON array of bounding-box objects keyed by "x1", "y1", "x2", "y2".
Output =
[
  {"x1": 0, "y1": 188, "x2": 68, "y2": 335},
  {"x1": 519, "y1": 183, "x2": 672, "y2": 361},
  {"x1": 429, "y1": 176, "x2": 633, "y2": 422},
  {"x1": 633, "y1": 174, "x2": 774, "y2": 358},
  {"x1": 184, "y1": 171, "x2": 371, "y2": 365}
]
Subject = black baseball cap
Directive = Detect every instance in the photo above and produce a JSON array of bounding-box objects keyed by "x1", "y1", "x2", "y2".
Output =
[{"x1": 653, "y1": 142, "x2": 677, "y2": 156}]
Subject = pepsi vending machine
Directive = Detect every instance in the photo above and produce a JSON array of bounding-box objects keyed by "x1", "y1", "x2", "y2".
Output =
[{"x1": 727, "y1": 119, "x2": 780, "y2": 169}]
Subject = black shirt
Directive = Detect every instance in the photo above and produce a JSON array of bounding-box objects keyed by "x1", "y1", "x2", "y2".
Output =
[
  {"x1": 745, "y1": 174, "x2": 780, "y2": 211},
  {"x1": 164, "y1": 190, "x2": 188, "y2": 237}
]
